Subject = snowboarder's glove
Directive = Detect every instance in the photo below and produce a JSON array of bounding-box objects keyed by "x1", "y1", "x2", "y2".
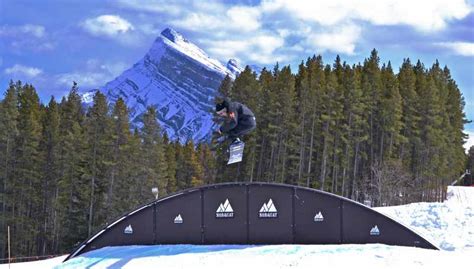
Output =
[{"x1": 216, "y1": 135, "x2": 226, "y2": 143}]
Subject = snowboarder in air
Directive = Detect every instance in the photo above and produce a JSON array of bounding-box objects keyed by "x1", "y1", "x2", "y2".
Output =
[{"x1": 213, "y1": 98, "x2": 256, "y2": 164}]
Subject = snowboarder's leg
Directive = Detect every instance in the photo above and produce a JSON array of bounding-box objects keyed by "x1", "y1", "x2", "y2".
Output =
[
  {"x1": 210, "y1": 134, "x2": 227, "y2": 151},
  {"x1": 227, "y1": 117, "x2": 256, "y2": 143}
]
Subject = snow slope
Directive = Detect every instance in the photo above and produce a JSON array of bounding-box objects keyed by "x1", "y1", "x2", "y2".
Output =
[
  {"x1": 375, "y1": 186, "x2": 474, "y2": 251},
  {"x1": 2, "y1": 186, "x2": 472, "y2": 269},
  {"x1": 0, "y1": 255, "x2": 67, "y2": 269}
]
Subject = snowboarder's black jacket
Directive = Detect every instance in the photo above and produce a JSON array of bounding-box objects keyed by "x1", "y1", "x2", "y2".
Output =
[{"x1": 220, "y1": 101, "x2": 256, "y2": 139}]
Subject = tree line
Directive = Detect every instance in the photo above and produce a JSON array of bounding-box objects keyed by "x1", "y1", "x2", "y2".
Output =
[
  {"x1": 0, "y1": 82, "x2": 215, "y2": 258},
  {"x1": 214, "y1": 49, "x2": 468, "y2": 206},
  {"x1": 0, "y1": 49, "x2": 469, "y2": 258}
]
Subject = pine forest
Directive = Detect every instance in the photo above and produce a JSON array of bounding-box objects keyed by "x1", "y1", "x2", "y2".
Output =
[{"x1": 0, "y1": 50, "x2": 471, "y2": 258}]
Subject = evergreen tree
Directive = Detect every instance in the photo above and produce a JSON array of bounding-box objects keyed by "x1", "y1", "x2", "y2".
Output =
[
  {"x1": 318, "y1": 65, "x2": 343, "y2": 191},
  {"x1": 56, "y1": 83, "x2": 88, "y2": 252},
  {"x1": 217, "y1": 74, "x2": 233, "y2": 97},
  {"x1": 467, "y1": 146, "x2": 474, "y2": 178},
  {"x1": 185, "y1": 140, "x2": 204, "y2": 187},
  {"x1": 397, "y1": 59, "x2": 420, "y2": 174},
  {"x1": 0, "y1": 81, "x2": 19, "y2": 257},
  {"x1": 84, "y1": 91, "x2": 112, "y2": 235},
  {"x1": 345, "y1": 64, "x2": 368, "y2": 199},
  {"x1": 254, "y1": 68, "x2": 274, "y2": 182},
  {"x1": 13, "y1": 83, "x2": 43, "y2": 255},
  {"x1": 294, "y1": 61, "x2": 310, "y2": 186},
  {"x1": 379, "y1": 62, "x2": 402, "y2": 160},
  {"x1": 139, "y1": 107, "x2": 167, "y2": 201},
  {"x1": 360, "y1": 49, "x2": 383, "y2": 200},
  {"x1": 305, "y1": 56, "x2": 325, "y2": 188},
  {"x1": 446, "y1": 65, "x2": 469, "y2": 189},
  {"x1": 163, "y1": 134, "x2": 178, "y2": 194},
  {"x1": 197, "y1": 143, "x2": 216, "y2": 185},
  {"x1": 108, "y1": 98, "x2": 134, "y2": 217},
  {"x1": 128, "y1": 129, "x2": 145, "y2": 207},
  {"x1": 39, "y1": 96, "x2": 60, "y2": 254}
]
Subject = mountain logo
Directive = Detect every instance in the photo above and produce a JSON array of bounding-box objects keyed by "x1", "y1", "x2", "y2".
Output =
[
  {"x1": 124, "y1": 224, "x2": 133, "y2": 234},
  {"x1": 314, "y1": 211, "x2": 324, "y2": 222},
  {"x1": 216, "y1": 199, "x2": 234, "y2": 218},
  {"x1": 174, "y1": 214, "x2": 183, "y2": 224},
  {"x1": 370, "y1": 225, "x2": 380, "y2": 236},
  {"x1": 259, "y1": 199, "x2": 278, "y2": 218}
]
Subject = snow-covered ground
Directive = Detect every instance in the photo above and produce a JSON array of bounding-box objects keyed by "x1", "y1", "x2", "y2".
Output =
[
  {"x1": 375, "y1": 186, "x2": 474, "y2": 251},
  {"x1": 0, "y1": 255, "x2": 67, "y2": 269},
  {"x1": 2, "y1": 186, "x2": 472, "y2": 269}
]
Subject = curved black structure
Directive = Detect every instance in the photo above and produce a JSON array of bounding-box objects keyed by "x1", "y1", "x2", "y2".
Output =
[{"x1": 65, "y1": 182, "x2": 438, "y2": 261}]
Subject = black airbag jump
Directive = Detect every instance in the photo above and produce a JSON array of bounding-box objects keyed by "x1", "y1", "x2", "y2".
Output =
[{"x1": 64, "y1": 182, "x2": 438, "y2": 261}]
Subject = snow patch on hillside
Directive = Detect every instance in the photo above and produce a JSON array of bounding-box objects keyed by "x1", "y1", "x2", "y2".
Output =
[{"x1": 375, "y1": 186, "x2": 474, "y2": 251}]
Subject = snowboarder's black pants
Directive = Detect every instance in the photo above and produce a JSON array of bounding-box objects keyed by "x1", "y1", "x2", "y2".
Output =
[{"x1": 228, "y1": 116, "x2": 256, "y2": 141}]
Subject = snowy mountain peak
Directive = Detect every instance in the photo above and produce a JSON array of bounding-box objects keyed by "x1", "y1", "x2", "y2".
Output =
[
  {"x1": 95, "y1": 27, "x2": 243, "y2": 142},
  {"x1": 155, "y1": 28, "x2": 234, "y2": 78},
  {"x1": 161, "y1": 27, "x2": 186, "y2": 43},
  {"x1": 226, "y1": 59, "x2": 243, "y2": 76},
  {"x1": 227, "y1": 59, "x2": 238, "y2": 67}
]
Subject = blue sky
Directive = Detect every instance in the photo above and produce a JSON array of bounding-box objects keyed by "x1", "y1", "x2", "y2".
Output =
[{"x1": 1, "y1": 0, "x2": 473, "y2": 148}]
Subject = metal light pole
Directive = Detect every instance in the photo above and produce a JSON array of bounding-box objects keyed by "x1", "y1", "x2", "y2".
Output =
[
  {"x1": 152, "y1": 187, "x2": 159, "y2": 200},
  {"x1": 8, "y1": 226, "x2": 10, "y2": 269}
]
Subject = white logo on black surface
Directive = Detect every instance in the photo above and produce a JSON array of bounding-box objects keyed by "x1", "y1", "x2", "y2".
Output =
[
  {"x1": 314, "y1": 211, "x2": 324, "y2": 222},
  {"x1": 216, "y1": 199, "x2": 234, "y2": 218},
  {"x1": 174, "y1": 214, "x2": 183, "y2": 224},
  {"x1": 259, "y1": 199, "x2": 278, "y2": 218},
  {"x1": 124, "y1": 224, "x2": 133, "y2": 234},
  {"x1": 370, "y1": 225, "x2": 380, "y2": 236}
]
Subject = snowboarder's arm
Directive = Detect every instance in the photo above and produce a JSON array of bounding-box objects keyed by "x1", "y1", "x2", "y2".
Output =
[
  {"x1": 220, "y1": 115, "x2": 237, "y2": 132},
  {"x1": 220, "y1": 106, "x2": 238, "y2": 133}
]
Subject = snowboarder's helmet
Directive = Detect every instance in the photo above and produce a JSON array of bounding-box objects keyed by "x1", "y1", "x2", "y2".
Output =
[{"x1": 216, "y1": 99, "x2": 229, "y2": 112}]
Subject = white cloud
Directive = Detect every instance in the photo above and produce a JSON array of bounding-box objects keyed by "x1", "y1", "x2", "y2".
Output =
[
  {"x1": 0, "y1": 24, "x2": 54, "y2": 52},
  {"x1": 138, "y1": 24, "x2": 162, "y2": 35},
  {"x1": 54, "y1": 59, "x2": 127, "y2": 89},
  {"x1": 116, "y1": 0, "x2": 185, "y2": 16},
  {"x1": 0, "y1": 24, "x2": 45, "y2": 37},
  {"x1": 55, "y1": 72, "x2": 110, "y2": 89},
  {"x1": 171, "y1": 13, "x2": 223, "y2": 31},
  {"x1": 171, "y1": 5, "x2": 261, "y2": 33},
  {"x1": 436, "y1": 42, "x2": 474, "y2": 57},
  {"x1": 2, "y1": 59, "x2": 127, "y2": 98},
  {"x1": 205, "y1": 34, "x2": 285, "y2": 64},
  {"x1": 80, "y1": 15, "x2": 146, "y2": 47},
  {"x1": 116, "y1": 0, "x2": 472, "y2": 65},
  {"x1": 254, "y1": 35, "x2": 285, "y2": 52},
  {"x1": 4, "y1": 64, "x2": 43, "y2": 78},
  {"x1": 81, "y1": 15, "x2": 134, "y2": 37},
  {"x1": 262, "y1": 0, "x2": 350, "y2": 26},
  {"x1": 227, "y1": 6, "x2": 261, "y2": 32},
  {"x1": 306, "y1": 24, "x2": 362, "y2": 55},
  {"x1": 261, "y1": 0, "x2": 472, "y2": 32},
  {"x1": 466, "y1": 131, "x2": 474, "y2": 152},
  {"x1": 10, "y1": 40, "x2": 55, "y2": 51},
  {"x1": 20, "y1": 24, "x2": 45, "y2": 38},
  {"x1": 207, "y1": 40, "x2": 249, "y2": 56}
]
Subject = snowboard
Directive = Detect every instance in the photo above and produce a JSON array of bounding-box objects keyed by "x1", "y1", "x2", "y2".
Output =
[{"x1": 227, "y1": 140, "x2": 245, "y2": 165}]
